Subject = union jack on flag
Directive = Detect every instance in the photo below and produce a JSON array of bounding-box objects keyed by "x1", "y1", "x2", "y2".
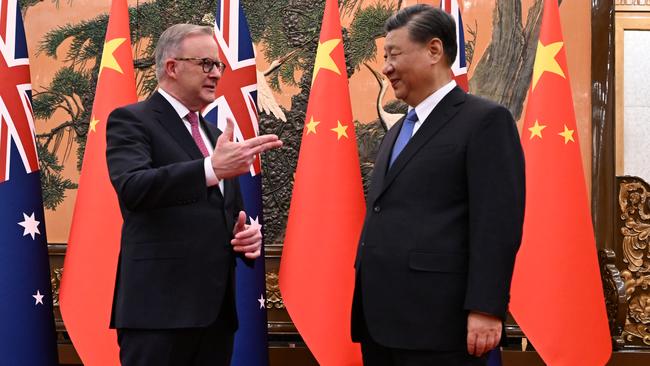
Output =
[
  {"x1": 0, "y1": 0, "x2": 39, "y2": 183},
  {"x1": 441, "y1": 0, "x2": 469, "y2": 92},
  {"x1": 0, "y1": 0, "x2": 58, "y2": 364},
  {"x1": 202, "y1": 1, "x2": 269, "y2": 365},
  {"x1": 204, "y1": 0, "x2": 260, "y2": 176}
]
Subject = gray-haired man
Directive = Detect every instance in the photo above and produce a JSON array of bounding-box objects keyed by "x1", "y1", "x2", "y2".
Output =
[{"x1": 106, "y1": 24, "x2": 282, "y2": 365}]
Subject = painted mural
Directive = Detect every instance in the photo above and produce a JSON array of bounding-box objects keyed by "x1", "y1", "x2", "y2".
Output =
[{"x1": 21, "y1": 0, "x2": 590, "y2": 243}]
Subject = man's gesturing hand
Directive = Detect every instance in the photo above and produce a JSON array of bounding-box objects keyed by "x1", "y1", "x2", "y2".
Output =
[
  {"x1": 231, "y1": 211, "x2": 262, "y2": 259},
  {"x1": 212, "y1": 118, "x2": 282, "y2": 179},
  {"x1": 467, "y1": 311, "x2": 501, "y2": 357}
]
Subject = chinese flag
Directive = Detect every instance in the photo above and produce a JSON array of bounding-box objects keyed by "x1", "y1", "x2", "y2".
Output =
[
  {"x1": 509, "y1": 1, "x2": 611, "y2": 365},
  {"x1": 58, "y1": 0, "x2": 136, "y2": 364},
  {"x1": 279, "y1": 0, "x2": 364, "y2": 364}
]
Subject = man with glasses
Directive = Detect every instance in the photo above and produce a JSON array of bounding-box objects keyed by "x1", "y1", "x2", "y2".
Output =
[
  {"x1": 351, "y1": 5, "x2": 525, "y2": 365},
  {"x1": 174, "y1": 57, "x2": 227, "y2": 74},
  {"x1": 106, "y1": 23, "x2": 282, "y2": 366}
]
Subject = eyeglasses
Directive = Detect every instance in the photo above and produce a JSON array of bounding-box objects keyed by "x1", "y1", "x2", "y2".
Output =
[{"x1": 174, "y1": 57, "x2": 226, "y2": 73}]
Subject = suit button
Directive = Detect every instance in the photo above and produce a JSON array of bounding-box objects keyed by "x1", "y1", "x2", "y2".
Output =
[
  {"x1": 361, "y1": 242, "x2": 365, "y2": 246},
  {"x1": 373, "y1": 206, "x2": 380, "y2": 213}
]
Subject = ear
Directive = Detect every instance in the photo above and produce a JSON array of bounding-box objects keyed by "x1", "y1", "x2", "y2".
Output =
[
  {"x1": 427, "y1": 38, "x2": 445, "y2": 65},
  {"x1": 164, "y1": 59, "x2": 178, "y2": 80}
]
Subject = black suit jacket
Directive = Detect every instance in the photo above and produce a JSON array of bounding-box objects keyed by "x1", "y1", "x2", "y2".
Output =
[
  {"x1": 352, "y1": 87, "x2": 525, "y2": 351},
  {"x1": 106, "y1": 91, "x2": 242, "y2": 330}
]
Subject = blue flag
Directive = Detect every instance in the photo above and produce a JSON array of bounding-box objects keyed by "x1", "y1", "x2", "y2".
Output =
[
  {"x1": 0, "y1": 0, "x2": 58, "y2": 364},
  {"x1": 204, "y1": 1, "x2": 269, "y2": 364}
]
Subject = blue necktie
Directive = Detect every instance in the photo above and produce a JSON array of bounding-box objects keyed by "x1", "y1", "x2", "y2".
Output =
[{"x1": 389, "y1": 109, "x2": 418, "y2": 168}]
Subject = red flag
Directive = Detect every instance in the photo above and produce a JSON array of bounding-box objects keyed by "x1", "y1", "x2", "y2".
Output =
[
  {"x1": 509, "y1": 1, "x2": 611, "y2": 365},
  {"x1": 279, "y1": 0, "x2": 364, "y2": 364},
  {"x1": 59, "y1": 0, "x2": 136, "y2": 364}
]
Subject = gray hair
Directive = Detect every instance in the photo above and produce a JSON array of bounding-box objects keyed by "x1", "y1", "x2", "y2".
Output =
[{"x1": 154, "y1": 24, "x2": 214, "y2": 80}]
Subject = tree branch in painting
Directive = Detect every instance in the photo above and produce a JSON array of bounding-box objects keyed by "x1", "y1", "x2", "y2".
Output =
[{"x1": 469, "y1": 0, "x2": 562, "y2": 120}]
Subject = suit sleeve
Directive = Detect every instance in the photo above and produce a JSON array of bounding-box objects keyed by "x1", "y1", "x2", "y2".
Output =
[
  {"x1": 106, "y1": 106, "x2": 208, "y2": 212},
  {"x1": 463, "y1": 105, "x2": 526, "y2": 319}
]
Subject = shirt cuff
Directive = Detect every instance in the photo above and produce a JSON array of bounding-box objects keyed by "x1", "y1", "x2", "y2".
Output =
[{"x1": 204, "y1": 157, "x2": 219, "y2": 187}]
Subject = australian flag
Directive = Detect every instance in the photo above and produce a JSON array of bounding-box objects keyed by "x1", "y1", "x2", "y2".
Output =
[
  {"x1": 0, "y1": 0, "x2": 58, "y2": 364},
  {"x1": 441, "y1": 0, "x2": 469, "y2": 91},
  {"x1": 203, "y1": 0, "x2": 269, "y2": 364}
]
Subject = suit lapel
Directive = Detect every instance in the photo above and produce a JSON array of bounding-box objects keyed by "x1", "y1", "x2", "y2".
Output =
[
  {"x1": 150, "y1": 92, "x2": 228, "y2": 201},
  {"x1": 368, "y1": 117, "x2": 403, "y2": 205},
  {"x1": 150, "y1": 92, "x2": 204, "y2": 160},
  {"x1": 374, "y1": 87, "x2": 466, "y2": 203}
]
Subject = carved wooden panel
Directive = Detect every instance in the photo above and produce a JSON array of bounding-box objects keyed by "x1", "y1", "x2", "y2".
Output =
[
  {"x1": 599, "y1": 248, "x2": 627, "y2": 349},
  {"x1": 615, "y1": 176, "x2": 650, "y2": 348}
]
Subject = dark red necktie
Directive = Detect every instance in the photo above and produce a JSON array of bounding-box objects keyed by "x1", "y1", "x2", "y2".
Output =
[{"x1": 186, "y1": 112, "x2": 210, "y2": 157}]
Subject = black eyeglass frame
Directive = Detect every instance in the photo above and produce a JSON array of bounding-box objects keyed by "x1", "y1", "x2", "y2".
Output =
[{"x1": 174, "y1": 57, "x2": 226, "y2": 73}]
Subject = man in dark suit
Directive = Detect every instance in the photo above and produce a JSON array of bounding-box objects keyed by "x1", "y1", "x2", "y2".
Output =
[
  {"x1": 351, "y1": 5, "x2": 525, "y2": 365},
  {"x1": 106, "y1": 24, "x2": 282, "y2": 365}
]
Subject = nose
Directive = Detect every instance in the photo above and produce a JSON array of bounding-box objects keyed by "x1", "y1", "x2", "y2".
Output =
[
  {"x1": 209, "y1": 66, "x2": 222, "y2": 79},
  {"x1": 382, "y1": 61, "x2": 393, "y2": 76}
]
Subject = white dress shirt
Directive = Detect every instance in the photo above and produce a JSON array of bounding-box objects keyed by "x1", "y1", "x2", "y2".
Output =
[{"x1": 410, "y1": 80, "x2": 457, "y2": 136}]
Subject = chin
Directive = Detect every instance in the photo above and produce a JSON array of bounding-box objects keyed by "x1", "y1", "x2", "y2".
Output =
[
  {"x1": 394, "y1": 91, "x2": 407, "y2": 103},
  {"x1": 200, "y1": 93, "x2": 217, "y2": 105},
  {"x1": 392, "y1": 87, "x2": 405, "y2": 100}
]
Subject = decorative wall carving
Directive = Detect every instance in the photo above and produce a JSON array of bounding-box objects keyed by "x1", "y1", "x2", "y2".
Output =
[
  {"x1": 599, "y1": 249, "x2": 627, "y2": 349},
  {"x1": 617, "y1": 177, "x2": 650, "y2": 347},
  {"x1": 51, "y1": 267, "x2": 63, "y2": 306},
  {"x1": 265, "y1": 271, "x2": 285, "y2": 309}
]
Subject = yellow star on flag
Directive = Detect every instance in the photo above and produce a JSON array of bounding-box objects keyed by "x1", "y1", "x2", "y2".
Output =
[
  {"x1": 89, "y1": 116, "x2": 100, "y2": 133},
  {"x1": 528, "y1": 120, "x2": 547, "y2": 140},
  {"x1": 331, "y1": 121, "x2": 348, "y2": 140},
  {"x1": 558, "y1": 124, "x2": 575, "y2": 144},
  {"x1": 99, "y1": 38, "x2": 127, "y2": 75},
  {"x1": 305, "y1": 116, "x2": 320, "y2": 134},
  {"x1": 532, "y1": 41, "x2": 565, "y2": 90},
  {"x1": 312, "y1": 38, "x2": 341, "y2": 85}
]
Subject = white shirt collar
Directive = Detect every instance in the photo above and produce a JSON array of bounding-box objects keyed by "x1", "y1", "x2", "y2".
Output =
[
  {"x1": 411, "y1": 80, "x2": 457, "y2": 123},
  {"x1": 157, "y1": 88, "x2": 191, "y2": 120}
]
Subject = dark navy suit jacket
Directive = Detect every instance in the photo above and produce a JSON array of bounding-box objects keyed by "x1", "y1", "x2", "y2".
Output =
[
  {"x1": 106, "y1": 91, "x2": 242, "y2": 330},
  {"x1": 352, "y1": 87, "x2": 525, "y2": 351}
]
